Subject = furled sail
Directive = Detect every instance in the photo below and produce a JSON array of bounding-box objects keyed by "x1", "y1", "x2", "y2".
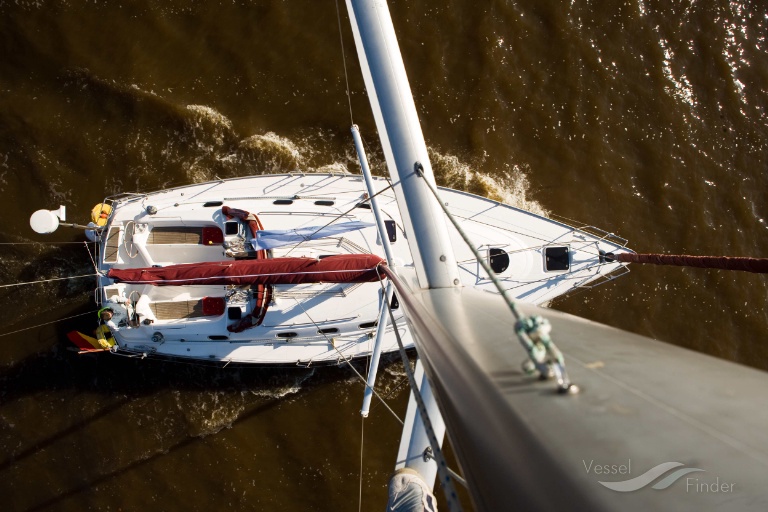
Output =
[
  {"x1": 107, "y1": 254, "x2": 386, "y2": 286},
  {"x1": 250, "y1": 221, "x2": 375, "y2": 251}
]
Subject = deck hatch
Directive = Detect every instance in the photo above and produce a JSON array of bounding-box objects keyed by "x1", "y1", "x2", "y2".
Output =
[{"x1": 544, "y1": 246, "x2": 570, "y2": 271}]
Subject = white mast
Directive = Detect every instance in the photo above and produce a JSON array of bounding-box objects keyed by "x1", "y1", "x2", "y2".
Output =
[
  {"x1": 344, "y1": 0, "x2": 460, "y2": 291},
  {"x1": 345, "y1": 0, "x2": 458, "y2": 494}
]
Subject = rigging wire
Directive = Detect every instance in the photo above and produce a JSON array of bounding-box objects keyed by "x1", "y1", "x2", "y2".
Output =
[
  {"x1": 415, "y1": 163, "x2": 524, "y2": 321},
  {"x1": 359, "y1": 415, "x2": 365, "y2": 512},
  {"x1": 0, "y1": 273, "x2": 98, "y2": 289},
  {"x1": 444, "y1": 210, "x2": 619, "y2": 259},
  {"x1": 291, "y1": 297, "x2": 404, "y2": 425},
  {"x1": 84, "y1": 241, "x2": 99, "y2": 273},
  {"x1": 376, "y1": 271, "x2": 464, "y2": 512},
  {"x1": 281, "y1": 181, "x2": 396, "y2": 257},
  {"x1": 335, "y1": 0, "x2": 355, "y2": 126},
  {"x1": 0, "y1": 241, "x2": 97, "y2": 245}
]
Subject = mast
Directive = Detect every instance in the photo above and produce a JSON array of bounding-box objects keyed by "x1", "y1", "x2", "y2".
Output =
[
  {"x1": 345, "y1": 0, "x2": 457, "y2": 495},
  {"x1": 345, "y1": 0, "x2": 460, "y2": 291}
]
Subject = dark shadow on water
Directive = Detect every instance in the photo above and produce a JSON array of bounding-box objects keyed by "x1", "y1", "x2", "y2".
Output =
[
  {"x1": 0, "y1": 334, "x2": 373, "y2": 403},
  {"x1": 0, "y1": 305, "x2": 405, "y2": 511},
  {"x1": 0, "y1": 396, "x2": 132, "y2": 473},
  {"x1": 22, "y1": 397, "x2": 286, "y2": 512}
]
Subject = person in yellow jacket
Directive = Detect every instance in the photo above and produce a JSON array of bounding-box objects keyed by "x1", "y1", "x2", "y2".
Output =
[{"x1": 95, "y1": 307, "x2": 119, "y2": 349}]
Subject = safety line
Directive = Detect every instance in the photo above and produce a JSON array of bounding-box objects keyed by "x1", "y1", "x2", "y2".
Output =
[{"x1": 0, "y1": 310, "x2": 97, "y2": 338}]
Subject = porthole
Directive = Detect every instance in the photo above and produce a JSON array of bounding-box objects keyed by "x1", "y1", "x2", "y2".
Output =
[{"x1": 488, "y1": 248, "x2": 510, "y2": 274}]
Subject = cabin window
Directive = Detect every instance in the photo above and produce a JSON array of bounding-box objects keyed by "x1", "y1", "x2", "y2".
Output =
[
  {"x1": 203, "y1": 201, "x2": 224, "y2": 207},
  {"x1": 314, "y1": 200, "x2": 335, "y2": 206},
  {"x1": 225, "y1": 221, "x2": 239, "y2": 235},
  {"x1": 359, "y1": 321, "x2": 378, "y2": 329},
  {"x1": 544, "y1": 246, "x2": 570, "y2": 271},
  {"x1": 202, "y1": 227, "x2": 224, "y2": 246},
  {"x1": 208, "y1": 335, "x2": 229, "y2": 340},
  {"x1": 273, "y1": 199, "x2": 294, "y2": 205},
  {"x1": 276, "y1": 332, "x2": 298, "y2": 338},
  {"x1": 318, "y1": 327, "x2": 339, "y2": 335},
  {"x1": 384, "y1": 220, "x2": 397, "y2": 243},
  {"x1": 202, "y1": 297, "x2": 226, "y2": 316},
  {"x1": 356, "y1": 203, "x2": 372, "y2": 209},
  {"x1": 227, "y1": 307, "x2": 242, "y2": 320},
  {"x1": 488, "y1": 248, "x2": 510, "y2": 274}
]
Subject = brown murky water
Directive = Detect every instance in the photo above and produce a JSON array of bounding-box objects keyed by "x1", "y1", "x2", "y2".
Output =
[{"x1": 1, "y1": 1, "x2": 766, "y2": 510}]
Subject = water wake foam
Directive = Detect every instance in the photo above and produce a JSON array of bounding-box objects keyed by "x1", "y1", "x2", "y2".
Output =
[
  {"x1": 428, "y1": 148, "x2": 548, "y2": 216},
  {"x1": 49, "y1": 70, "x2": 547, "y2": 215},
  {"x1": 173, "y1": 369, "x2": 316, "y2": 437}
]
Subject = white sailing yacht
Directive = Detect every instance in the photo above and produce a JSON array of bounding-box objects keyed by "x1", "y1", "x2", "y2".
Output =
[
  {"x1": 29, "y1": 60, "x2": 631, "y2": 366},
  {"x1": 32, "y1": 170, "x2": 629, "y2": 364}
]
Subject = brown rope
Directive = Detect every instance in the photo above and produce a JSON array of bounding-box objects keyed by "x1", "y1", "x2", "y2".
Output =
[{"x1": 612, "y1": 252, "x2": 768, "y2": 273}]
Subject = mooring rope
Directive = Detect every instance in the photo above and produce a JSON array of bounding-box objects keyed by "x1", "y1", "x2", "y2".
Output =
[
  {"x1": 0, "y1": 273, "x2": 98, "y2": 289},
  {"x1": 0, "y1": 310, "x2": 97, "y2": 338},
  {"x1": 612, "y1": 252, "x2": 768, "y2": 273}
]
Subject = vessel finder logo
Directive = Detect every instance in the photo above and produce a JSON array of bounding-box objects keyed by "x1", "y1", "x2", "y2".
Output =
[{"x1": 596, "y1": 461, "x2": 704, "y2": 492}]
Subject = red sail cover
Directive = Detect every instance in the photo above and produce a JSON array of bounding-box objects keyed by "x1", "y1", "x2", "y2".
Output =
[{"x1": 107, "y1": 255, "x2": 386, "y2": 286}]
